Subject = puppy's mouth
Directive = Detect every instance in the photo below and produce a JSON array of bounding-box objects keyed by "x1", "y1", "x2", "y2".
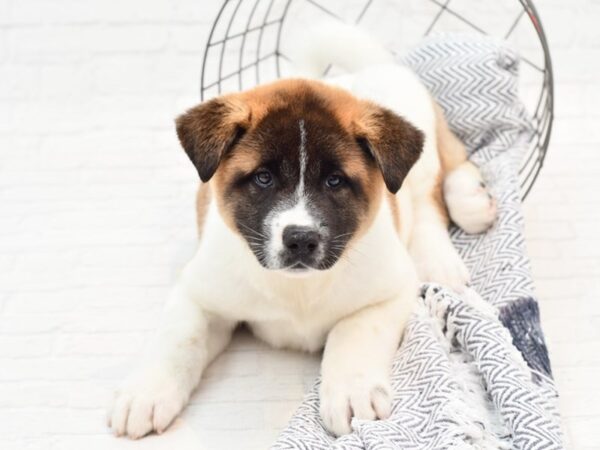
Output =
[
  {"x1": 279, "y1": 262, "x2": 314, "y2": 277},
  {"x1": 239, "y1": 224, "x2": 351, "y2": 273},
  {"x1": 289, "y1": 262, "x2": 309, "y2": 271},
  {"x1": 246, "y1": 241, "x2": 348, "y2": 273}
]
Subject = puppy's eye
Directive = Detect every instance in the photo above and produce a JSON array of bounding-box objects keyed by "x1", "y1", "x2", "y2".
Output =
[
  {"x1": 325, "y1": 174, "x2": 344, "y2": 189},
  {"x1": 254, "y1": 170, "x2": 273, "y2": 188}
]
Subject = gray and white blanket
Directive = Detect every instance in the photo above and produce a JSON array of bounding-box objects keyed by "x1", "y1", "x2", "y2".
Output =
[{"x1": 272, "y1": 34, "x2": 563, "y2": 450}]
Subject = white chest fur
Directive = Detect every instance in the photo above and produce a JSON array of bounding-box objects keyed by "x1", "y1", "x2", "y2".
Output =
[{"x1": 181, "y1": 197, "x2": 416, "y2": 352}]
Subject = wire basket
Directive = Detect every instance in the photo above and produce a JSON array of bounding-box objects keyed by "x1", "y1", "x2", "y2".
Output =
[{"x1": 200, "y1": 0, "x2": 553, "y2": 200}]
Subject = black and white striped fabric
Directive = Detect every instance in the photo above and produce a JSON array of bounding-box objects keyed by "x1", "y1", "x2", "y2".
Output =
[{"x1": 272, "y1": 34, "x2": 563, "y2": 449}]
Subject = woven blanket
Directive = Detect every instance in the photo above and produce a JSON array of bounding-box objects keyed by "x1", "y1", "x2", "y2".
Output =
[{"x1": 272, "y1": 34, "x2": 563, "y2": 450}]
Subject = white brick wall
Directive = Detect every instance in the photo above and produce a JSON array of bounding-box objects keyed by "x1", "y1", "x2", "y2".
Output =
[{"x1": 0, "y1": 0, "x2": 598, "y2": 449}]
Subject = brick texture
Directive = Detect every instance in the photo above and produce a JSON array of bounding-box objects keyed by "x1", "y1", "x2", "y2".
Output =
[{"x1": 0, "y1": 0, "x2": 598, "y2": 449}]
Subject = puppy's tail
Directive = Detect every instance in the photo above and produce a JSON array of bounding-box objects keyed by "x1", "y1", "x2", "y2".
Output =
[{"x1": 289, "y1": 22, "x2": 394, "y2": 77}]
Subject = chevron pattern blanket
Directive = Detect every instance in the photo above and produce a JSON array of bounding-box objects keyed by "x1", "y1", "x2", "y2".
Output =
[{"x1": 272, "y1": 34, "x2": 563, "y2": 449}]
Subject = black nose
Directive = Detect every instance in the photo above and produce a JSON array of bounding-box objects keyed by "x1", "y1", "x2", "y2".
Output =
[{"x1": 282, "y1": 226, "x2": 320, "y2": 256}]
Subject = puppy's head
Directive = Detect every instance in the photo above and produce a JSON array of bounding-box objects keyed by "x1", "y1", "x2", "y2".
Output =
[{"x1": 176, "y1": 80, "x2": 423, "y2": 275}]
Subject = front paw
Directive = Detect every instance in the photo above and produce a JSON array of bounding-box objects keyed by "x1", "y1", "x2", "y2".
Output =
[
  {"x1": 108, "y1": 368, "x2": 189, "y2": 439},
  {"x1": 319, "y1": 374, "x2": 392, "y2": 436}
]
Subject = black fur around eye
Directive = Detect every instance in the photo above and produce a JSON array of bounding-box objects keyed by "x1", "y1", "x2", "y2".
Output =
[
  {"x1": 325, "y1": 174, "x2": 344, "y2": 189},
  {"x1": 254, "y1": 170, "x2": 273, "y2": 188}
]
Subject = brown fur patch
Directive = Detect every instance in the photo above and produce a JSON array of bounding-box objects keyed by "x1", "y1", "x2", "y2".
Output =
[
  {"x1": 177, "y1": 79, "x2": 424, "y2": 270},
  {"x1": 432, "y1": 171, "x2": 449, "y2": 225},
  {"x1": 433, "y1": 101, "x2": 468, "y2": 173},
  {"x1": 195, "y1": 183, "x2": 211, "y2": 236},
  {"x1": 386, "y1": 192, "x2": 401, "y2": 234},
  {"x1": 433, "y1": 98, "x2": 470, "y2": 224},
  {"x1": 178, "y1": 78, "x2": 423, "y2": 194},
  {"x1": 211, "y1": 81, "x2": 388, "y2": 241},
  {"x1": 236, "y1": 79, "x2": 423, "y2": 193}
]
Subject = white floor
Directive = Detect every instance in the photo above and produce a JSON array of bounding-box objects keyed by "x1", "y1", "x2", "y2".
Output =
[{"x1": 0, "y1": 1, "x2": 599, "y2": 449}]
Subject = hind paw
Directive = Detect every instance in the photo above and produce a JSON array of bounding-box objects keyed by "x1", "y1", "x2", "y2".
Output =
[{"x1": 444, "y1": 164, "x2": 497, "y2": 234}]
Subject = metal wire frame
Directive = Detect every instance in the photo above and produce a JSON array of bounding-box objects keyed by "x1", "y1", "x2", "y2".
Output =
[{"x1": 200, "y1": 0, "x2": 554, "y2": 200}]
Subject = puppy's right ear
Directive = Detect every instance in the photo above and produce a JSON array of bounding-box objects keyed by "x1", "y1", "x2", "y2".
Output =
[{"x1": 176, "y1": 96, "x2": 251, "y2": 182}]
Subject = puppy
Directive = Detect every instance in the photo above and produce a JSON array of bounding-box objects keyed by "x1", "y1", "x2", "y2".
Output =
[{"x1": 107, "y1": 25, "x2": 496, "y2": 439}]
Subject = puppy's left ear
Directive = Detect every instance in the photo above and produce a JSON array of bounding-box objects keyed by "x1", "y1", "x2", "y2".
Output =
[
  {"x1": 176, "y1": 95, "x2": 251, "y2": 182},
  {"x1": 355, "y1": 103, "x2": 424, "y2": 194}
]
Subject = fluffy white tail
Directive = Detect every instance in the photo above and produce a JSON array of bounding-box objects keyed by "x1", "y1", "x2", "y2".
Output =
[{"x1": 290, "y1": 22, "x2": 394, "y2": 77}]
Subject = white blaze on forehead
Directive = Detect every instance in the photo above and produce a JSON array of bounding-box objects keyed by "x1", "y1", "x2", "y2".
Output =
[
  {"x1": 298, "y1": 119, "x2": 308, "y2": 196},
  {"x1": 264, "y1": 119, "x2": 321, "y2": 268}
]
